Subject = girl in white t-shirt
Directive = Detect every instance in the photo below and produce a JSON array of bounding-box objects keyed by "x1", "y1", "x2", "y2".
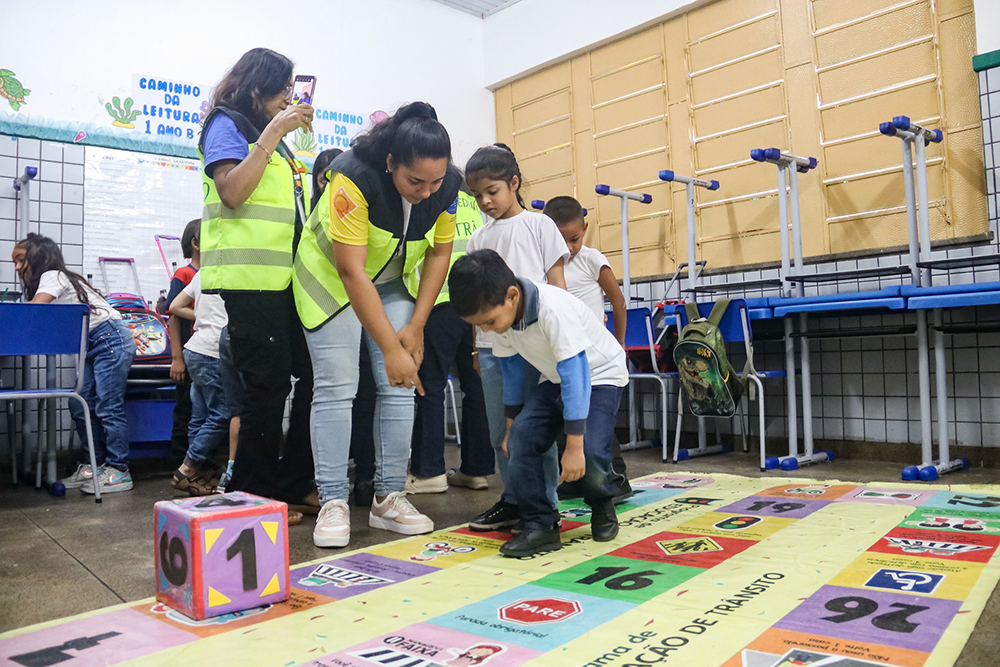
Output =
[
  {"x1": 15, "y1": 234, "x2": 137, "y2": 494},
  {"x1": 463, "y1": 144, "x2": 570, "y2": 532}
]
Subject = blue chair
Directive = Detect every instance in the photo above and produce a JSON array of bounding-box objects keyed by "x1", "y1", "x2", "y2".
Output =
[
  {"x1": 673, "y1": 299, "x2": 787, "y2": 471},
  {"x1": 0, "y1": 303, "x2": 102, "y2": 502}
]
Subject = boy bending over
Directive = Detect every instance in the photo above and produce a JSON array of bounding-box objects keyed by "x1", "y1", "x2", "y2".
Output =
[{"x1": 449, "y1": 249, "x2": 628, "y2": 557}]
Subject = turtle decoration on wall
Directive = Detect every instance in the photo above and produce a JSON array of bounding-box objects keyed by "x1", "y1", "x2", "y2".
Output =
[{"x1": 0, "y1": 69, "x2": 30, "y2": 111}]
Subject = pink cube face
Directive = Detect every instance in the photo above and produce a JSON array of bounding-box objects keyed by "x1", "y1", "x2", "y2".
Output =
[{"x1": 155, "y1": 493, "x2": 290, "y2": 620}]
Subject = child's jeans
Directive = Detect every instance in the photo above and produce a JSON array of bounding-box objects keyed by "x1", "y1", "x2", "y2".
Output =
[
  {"x1": 478, "y1": 348, "x2": 558, "y2": 506},
  {"x1": 183, "y1": 349, "x2": 230, "y2": 468},
  {"x1": 304, "y1": 278, "x2": 415, "y2": 504},
  {"x1": 508, "y1": 382, "x2": 623, "y2": 530},
  {"x1": 70, "y1": 319, "x2": 136, "y2": 472}
]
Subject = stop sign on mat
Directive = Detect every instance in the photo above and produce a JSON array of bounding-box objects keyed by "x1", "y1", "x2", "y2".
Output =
[{"x1": 498, "y1": 597, "x2": 582, "y2": 625}]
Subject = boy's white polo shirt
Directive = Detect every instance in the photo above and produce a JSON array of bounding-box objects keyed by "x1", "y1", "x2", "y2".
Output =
[
  {"x1": 565, "y1": 245, "x2": 611, "y2": 323},
  {"x1": 492, "y1": 280, "x2": 628, "y2": 388}
]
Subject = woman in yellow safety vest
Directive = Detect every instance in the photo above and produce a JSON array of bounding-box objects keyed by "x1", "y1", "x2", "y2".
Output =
[
  {"x1": 198, "y1": 48, "x2": 317, "y2": 520},
  {"x1": 294, "y1": 102, "x2": 460, "y2": 548}
]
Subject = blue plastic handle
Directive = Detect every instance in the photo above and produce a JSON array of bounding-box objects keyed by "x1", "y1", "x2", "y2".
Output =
[
  {"x1": 808, "y1": 157, "x2": 818, "y2": 170},
  {"x1": 932, "y1": 128, "x2": 943, "y2": 143},
  {"x1": 879, "y1": 121, "x2": 897, "y2": 136},
  {"x1": 531, "y1": 199, "x2": 545, "y2": 210},
  {"x1": 641, "y1": 194, "x2": 652, "y2": 204},
  {"x1": 708, "y1": 180, "x2": 720, "y2": 191},
  {"x1": 26, "y1": 166, "x2": 38, "y2": 178},
  {"x1": 582, "y1": 208, "x2": 588, "y2": 217},
  {"x1": 595, "y1": 184, "x2": 610, "y2": 195},
  {"x1": 892, "y1": 115, "x2": 912, "y2": 131},
  {"x1": 763, "y1": 147, "x2": 782, "y2": 162},
  {"x1": 659, "y1": 169, "x2": 675, "y2": 181},
  {"x1": 750, "y1": 149, "x2": 766, "y2": 162}
]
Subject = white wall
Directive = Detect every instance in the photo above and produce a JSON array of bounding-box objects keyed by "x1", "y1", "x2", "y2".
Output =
[
  {"x1": 975, "y1": 0, "x2": 1000, "y2": 55},
  {"x1": 482, "y1": 0, "x2": 709, "y2": 88},
  {"x1": 0, "y1": 0, "x2": 494, "y2": 163}
]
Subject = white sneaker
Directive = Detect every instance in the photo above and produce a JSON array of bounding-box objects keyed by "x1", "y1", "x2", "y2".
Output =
[
  {"x1": 447, "y1": 469, "x2": 489, "y2": 490},
  {"x1": 405, "y1": 473, "x2": 448, "y2": 494},
  {"x1": 314, "y1": 499, "x2": 350, "y2": 548},
  {"x1": 80, "y1": 467, "x2": 133, "y2": 494},
  {"x1": 369, "y1": 492, "x2": 434, "y2": 535},
  {"x1": 61, "y1": 463, "x2": 94, "y2": 489}
]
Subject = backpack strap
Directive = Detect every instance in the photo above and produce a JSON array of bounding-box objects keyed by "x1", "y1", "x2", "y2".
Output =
[
  {"x1": 684, "y1": 301, "x2": 701, "y2": 325},
  {"x1": 707, "y1": 298, "x2": 731, "y2": 327}
]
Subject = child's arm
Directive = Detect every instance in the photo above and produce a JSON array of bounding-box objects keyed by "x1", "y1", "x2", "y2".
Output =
[
  {"x1": 546, "y1": 257, "x2": 567, "y2": 290},
  {"x1": 167, "y1": 314, "x2": 187, "y2": 384},
  {"x1": 556, "y1": 351, "x2": 591, "y2": 483},
  {"x1": 169, "y1": 291, "x2": 195, "y2": 322},
  {"x1": 497, "y1": 353, "x2": 526, "y2": 458},
  {"x1": 29, "y1": 293, "x2": 55, "y2": 303},
  {"x1": 598, "y1": 266, "x2": 627, "y2": 348}
]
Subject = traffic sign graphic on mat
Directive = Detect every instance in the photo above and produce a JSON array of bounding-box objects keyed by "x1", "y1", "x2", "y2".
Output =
[{"x1": 498, "y1": 597, "x2": 581, "y2": 625}]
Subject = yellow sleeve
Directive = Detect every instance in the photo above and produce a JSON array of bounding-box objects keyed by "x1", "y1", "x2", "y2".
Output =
[
  {"x1": 433, "y1": 205, "x2": 457, "y2": 245},
  {"x1": 326, "y1": 173, "x2": 370, "y2": 246}
]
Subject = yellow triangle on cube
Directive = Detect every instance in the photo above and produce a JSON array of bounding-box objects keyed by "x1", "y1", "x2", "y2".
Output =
[
  {"x1": 208, "y1": 587, "x2": 231, "y2": 607},
  {"x1": 260, "y1": 573, "x2": 281, "y2": 597},
  {"x1": 204, "y1": 528, "x2": 224, "y2": 554},
  {"x1": 261, "y1": 521, "x2": 278, "y2": 545}
]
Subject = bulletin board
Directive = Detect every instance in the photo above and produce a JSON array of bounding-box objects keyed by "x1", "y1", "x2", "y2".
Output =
[{"x1": 83, "y1": 146, "x2": 202, "y2": 303}]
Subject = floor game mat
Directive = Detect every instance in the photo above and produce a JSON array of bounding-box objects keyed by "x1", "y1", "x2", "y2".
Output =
[{"x1": 3, "y1": 472, "x2": 1000, "y2": 667}]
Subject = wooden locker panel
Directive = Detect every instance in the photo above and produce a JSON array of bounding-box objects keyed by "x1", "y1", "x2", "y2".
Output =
[
  {"x1": 780, "y1": 0, "x2": 814, "y2": 66},
  {"x1": 510, "y1": 62, "x2": 570, "y2": 106},
  {"x1": 696, "y1": 121, "x2": 789, "y2": 172},
  {"x1": 829, "y1": 207, "x2": 949, "y2": 251},
  {"x1": 592, "y1": 58, "x2": 664, "y2": 106},
  {"x1": 512, "y1": 91, "x2": 571, "y2": 132},
  {"x1": 811, "y1": 0, "x2": 906, "y2": 31},
  {"x1": 703, "y1": 229, "x2": 783, "y2": 267},
  {"x1": 595, "y1": 121, "x2": 667, "y2": 166},
  {"x1": 595, "y1": 152, "x2": 666, "y2": 192},
  {"x1": 690, "y1": 51, "x2": 785, "y2": 107},
  {"x1": 813, "y1": 2, "x2": 933, "y2": 69},
  {"x1": 575, "y1": 130, "x2": 597, "y2": 207},
  {"x1": 946, "y1": 128, "x2": 988, "y2": 239},
  {"x1": 514, "y1": 118, "x2": 572, "y2": 158},
  {"x1": 688, "y1": 15, "x2": 781, "y2": 73},
  {"x1": 494, "y1": 85, "x2": 513, "y2": 146},
  {"x1": 693, "y1": 85, "x2": 786, "y2": 139},
  {"x1": 819, "y1": 81, "x2": 940, "y2": 141},
  {"x1": 825, "y1": 167, "x2": 945, "y2": 221},
  {"x1": 593, "y1": 89, "x2": 666, "y2": 131},
  {"x1": 938, "y1": 11, "x2": 981, "y2": 130},
  {"x1": 596, "y1": 181, "x2": 672, "y2": 225},
  {"x1": 783, "y1": 63, "x2": 825, "y2": 257},
  {"x1": 589, "y1": 26, "x2": 663, "y2": 77},
  {"x1": 817, "y1": 41, "x2": 936, "y2": 107},
  {"x1": 823, "y1": 133, "x2": 944, "y2": 181},
  {"x1": 520, "y1": 174, "x2": 575, "y2": 207},
  {"x1": 687, "y1": 0, "x2": 777, "y2": 42},
  {"x1": 700, "y1": 195, "x2": 785, "y2": 236},
  {"x1": 663, "y1": 19, "x2": 690, "y2": 104},
  {"x1": 519, "y1": 146, "x2": 573, "y2": 184}
]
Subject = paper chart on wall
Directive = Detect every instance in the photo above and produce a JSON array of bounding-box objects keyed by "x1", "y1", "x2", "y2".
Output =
[{"x1": 83, "y1": 146, "x2": 202, "y2": 303}]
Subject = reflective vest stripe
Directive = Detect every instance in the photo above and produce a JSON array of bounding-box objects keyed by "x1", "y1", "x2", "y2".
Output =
[
  {"x1": 293, "y1": 256, "x2": 345, "y2": 318},
  {"x1": 201, "y1": 248, "x2": 292, "y2": 268},
  {"x1": 203, "y1": 202, "x2": 295, "y2": 225}
]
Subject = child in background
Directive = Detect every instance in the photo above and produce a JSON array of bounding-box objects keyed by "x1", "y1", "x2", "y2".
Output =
[
  {"x1": 169, "y1": 227, "x2": 230, "y2": 496},
  {"x1": 14, "y1": 234, "x2": 137, "y2": 494},
  {"x1": 166, "y1": 219, "x2": 201, "y2": 467},
  {"x1": 215, "y1": 325, "x2": 241, "y2": 496},
  {"x1": 544, "y1": 196, "x2": 633, "y2": 503},
  {"x1": 464, "y1": 144, "x2": 569, "y2": 532},
  {"x1": 449, "y1": 250, "x2": 627, "y2": 557}
]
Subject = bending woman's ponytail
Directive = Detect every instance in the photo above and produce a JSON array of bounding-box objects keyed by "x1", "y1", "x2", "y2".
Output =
[{"x1": 352, "y1": 101, "x2": 451, "y2": 169}]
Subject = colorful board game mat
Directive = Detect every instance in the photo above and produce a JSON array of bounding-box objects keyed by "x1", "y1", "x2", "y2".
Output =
[{"x1": 3, "y1": 472, "x2": 1000, "y2": 667}]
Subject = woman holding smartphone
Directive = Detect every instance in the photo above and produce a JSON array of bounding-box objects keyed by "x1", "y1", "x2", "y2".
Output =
[
  {"x1": 198, "y1": 48, "x2": 317, "y2": 520},
  {"x1": 294, "y1": 102, "x2": 460, "y2": 548}
]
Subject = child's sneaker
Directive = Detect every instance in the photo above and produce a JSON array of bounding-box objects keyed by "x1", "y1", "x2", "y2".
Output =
[
  {"x1": 313, "y1": 499, "x2": 350, "y2": 547},
  {"x1": 80, "y1": 467, "x2": 133, "y2": 494},
  {"x1": 216, "y1": 461, "x2": 233, "y2": 494},
  {"x1": 369, "y1": 492, "x2": 433, "y2": 535},
  {"x1": 447, "y1": 469, "x2": 489, "y2": 490},
  {"x1": 61, "y1": 463, "x2": 95, "y2": 490}
]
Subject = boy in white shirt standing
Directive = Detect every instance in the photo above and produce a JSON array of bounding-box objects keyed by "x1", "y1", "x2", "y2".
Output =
[
  {"x1": 449, "y1": 249, "x2": 628, "y2": 557},
  {"x1": 544, "y1": 196, "x2": 633, "y2": 504}
]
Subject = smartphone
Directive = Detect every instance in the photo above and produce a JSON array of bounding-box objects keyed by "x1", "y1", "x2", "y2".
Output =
[{"x1": 289, "y1": 75, "x2": 316, "y2": 106}]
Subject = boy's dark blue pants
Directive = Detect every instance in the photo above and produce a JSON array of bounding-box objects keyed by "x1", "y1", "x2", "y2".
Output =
[{"x1": 508, "y1": 382, "x2": 622, "y2": 530}]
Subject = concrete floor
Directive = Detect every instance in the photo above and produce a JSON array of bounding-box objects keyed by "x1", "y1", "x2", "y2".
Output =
[{"x1": 2, "y1": 446, "x2": 999, "y2": 665}]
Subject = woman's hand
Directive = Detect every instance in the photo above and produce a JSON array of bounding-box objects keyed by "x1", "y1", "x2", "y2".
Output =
[
  {"x1": 397, "y1": 322, "x2": 424, "y2": 368},
  {"x1": 268, "y1": 104, "x2": 314, "y2": 137},
  {"x1": 384, "y1": 346, "x2": 425, "y2": 396}
]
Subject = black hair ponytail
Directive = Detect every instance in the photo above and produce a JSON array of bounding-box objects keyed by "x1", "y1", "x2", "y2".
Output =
[
  {"x1": 20, "y1": 233, "x2": 98, "y2": 307},
  {"x1": 465, "y1": 143, "x2": 525, "y2": 209},
  {"x1": 352, "y1": 101, "x2": 451, "y2": 169}
]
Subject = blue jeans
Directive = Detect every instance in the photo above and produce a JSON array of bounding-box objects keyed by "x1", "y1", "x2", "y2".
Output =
[
  {"x1": 183, "y1": 349, "x2": 230, "y2": 467},
  {"x1": 508, "y1": 383, "x2": 623, "y2": 530},
  {"x1": 218, "y1": 326, "x2": 244, "y2": 417},
  {"x1": 70, "y1": 319, "x2": 136, "y2": 471},
  {"x1": 305, "y1": 278, "x2": 416, "y2": 503},
  {"x1": 478, "y1": 348, "x2": 558, "y2": 506}
]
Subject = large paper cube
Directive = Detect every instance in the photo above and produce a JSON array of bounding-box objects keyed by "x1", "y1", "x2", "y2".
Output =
[{"x1": 154, "y1": 492, "x2": 289, "y2": 620}]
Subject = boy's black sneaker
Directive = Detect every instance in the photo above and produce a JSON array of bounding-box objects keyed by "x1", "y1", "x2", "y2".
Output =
[
  {"x1": 500, "y1": 526, "x2": 562, "y2": 557},
  {"x1": 469, "y1": 500, "x2": 520, "y2": 532},
  {"x1": 590, "y1": 500, "x2": 620, "y2": 542}
]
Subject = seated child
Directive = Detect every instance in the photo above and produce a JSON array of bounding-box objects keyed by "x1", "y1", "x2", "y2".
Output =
[
  {"x1": 544, "y1": 196, "x2": 633, "y2": 503},
  {"x1": 449, "y1": 249, "x2": 628, "y2": 557}
]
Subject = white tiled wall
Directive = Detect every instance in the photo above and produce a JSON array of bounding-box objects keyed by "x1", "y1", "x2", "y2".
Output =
[
  {"x1": 622, "y1": 64, "x2": 1000, "y2": 451},
  {"x1": 1, "y1": 136, "x2": 87, "y2": 459}
]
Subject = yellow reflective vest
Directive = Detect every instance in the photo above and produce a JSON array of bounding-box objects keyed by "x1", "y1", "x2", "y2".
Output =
[
  {"x1": 406, "y1": 191, "x2": 483, "y2": 306},
  {"x1": 293, "y1": 150, "x2": 461, "y2": 330},
  {"x1": 198, "y1": 108, "x2": 309, "y2": 293}
]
